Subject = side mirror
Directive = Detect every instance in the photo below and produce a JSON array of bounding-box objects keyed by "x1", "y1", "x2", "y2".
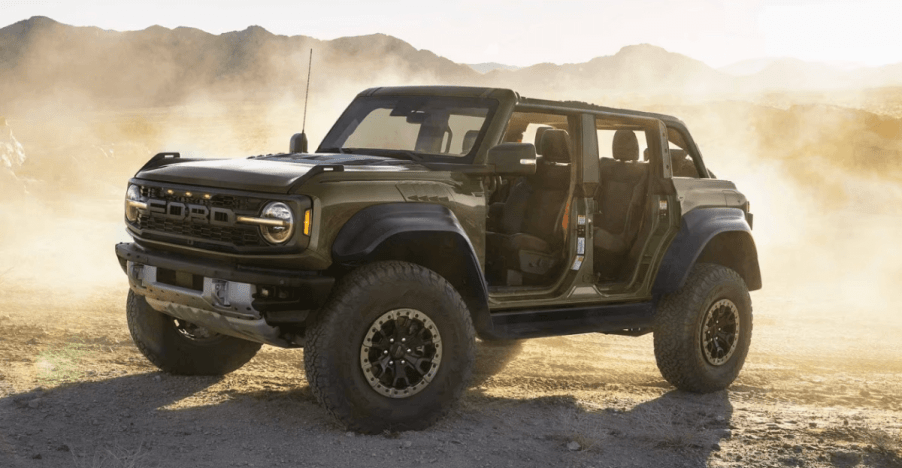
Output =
[
  {"x1": 486, "y1": 143, "x2": 537, "y2": 176},
  {"x1": 290, "y1": 132, "x2": 308, "y2": 153}
]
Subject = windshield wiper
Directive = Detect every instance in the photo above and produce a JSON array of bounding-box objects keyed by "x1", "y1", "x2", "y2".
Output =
[
  {"x1": 388, "y1": 151, "x2": 425, "y2": 164},
  {"x1": 320, "y1": 147, "x2": 428, "y2": 164},
  {"x1": 354, "y1": 148, "x2": 425, "y2": 163}
]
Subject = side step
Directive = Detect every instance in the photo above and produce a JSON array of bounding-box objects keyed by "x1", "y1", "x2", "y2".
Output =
[{"x1": 487, "y1": 302, "x2": 654, "y2": 340}]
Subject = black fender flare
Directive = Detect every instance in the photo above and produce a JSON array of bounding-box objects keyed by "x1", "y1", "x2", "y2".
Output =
[
  {"x1": 332, "y1": 203, "x2": 493, "y2": 337},
  {"x1": 652, "y1": 207, "x2": 761, "y2": 295}
]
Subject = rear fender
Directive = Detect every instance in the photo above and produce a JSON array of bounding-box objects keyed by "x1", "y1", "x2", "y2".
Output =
[{"x1": 653, "y1": 207, "x2": 761, "y2": 294}]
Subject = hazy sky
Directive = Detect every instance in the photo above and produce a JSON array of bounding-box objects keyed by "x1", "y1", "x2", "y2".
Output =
[{"x1": 4, "y1": 0, "x2": 901, "y2": 68}]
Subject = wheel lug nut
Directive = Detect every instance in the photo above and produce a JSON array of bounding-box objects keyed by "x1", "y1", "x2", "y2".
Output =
[
  {"x1": 384, "y1": 350, "x2": 388, "y2": 354},
  {"x1": 407, "y1": 348, "x2": 411, "y2": 353},
  {"x1": 400, "y1": 360, "x2": 405, "y2": 364},
  {"x1": 390, "y1": 338, "x2": 394, "y2": 343},
  {"x1": 401, "y1": 338, "x2": 406, "y2": 342},
  {"x1": 389, "y1": 361, "x2": 394, "y2": 365}
]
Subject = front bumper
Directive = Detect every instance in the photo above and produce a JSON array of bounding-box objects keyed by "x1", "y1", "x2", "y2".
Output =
[{"x1": 115, "y1": 242, "x2": 335, "y2": 347}]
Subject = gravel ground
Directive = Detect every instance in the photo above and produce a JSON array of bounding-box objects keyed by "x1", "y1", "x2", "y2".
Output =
[{"x1": 1, "y1": 279, "x2": 901, "y2": 468}]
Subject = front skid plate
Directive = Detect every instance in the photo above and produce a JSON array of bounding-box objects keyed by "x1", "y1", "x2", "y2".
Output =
[
  {"x1": 126, "y1": 261, "x2": 295, "y2": 347},
  {"x1": 144, "y1": 297, "x2": 295, "y2": 347}
]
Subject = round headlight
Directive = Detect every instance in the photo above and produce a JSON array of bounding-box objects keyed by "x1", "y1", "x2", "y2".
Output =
[
  {"x1": 260, "y1": 201, "x2": 294, "y2": 244},
  {"x1": 125, "y1": 184, "x2": 142, "y2": 222}
]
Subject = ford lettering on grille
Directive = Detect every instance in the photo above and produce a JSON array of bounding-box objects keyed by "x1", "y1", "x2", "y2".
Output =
[{"x1": 146, "y1": 199, "x2": 236, "y2": 226}]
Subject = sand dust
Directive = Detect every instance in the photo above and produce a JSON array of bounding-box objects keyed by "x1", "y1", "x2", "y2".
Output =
[{"x1": 2, "y1": 98, "x2": 902, "y2": 467}]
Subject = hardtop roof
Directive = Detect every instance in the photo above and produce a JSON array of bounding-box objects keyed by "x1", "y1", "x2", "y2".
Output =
[
  {"x1": 517, "y1": 96, "x2": 687, "y2": 127},
  {"x1": 357, "y1": 86, "x2": 686, "y2": 127}
]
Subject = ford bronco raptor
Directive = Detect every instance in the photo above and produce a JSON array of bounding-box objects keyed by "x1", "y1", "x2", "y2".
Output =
[{"x1": 115, "y1": 86, "x2": 760, "y2": 433}]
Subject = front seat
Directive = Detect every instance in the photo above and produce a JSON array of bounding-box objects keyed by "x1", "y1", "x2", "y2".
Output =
[
  {"x1": 487, "y1": 129, "x2": 572, "y2": 286},
  {"x1": 534, "y1": 126, "x2": 553, "y2": 154},
  {"x1": 461, "y1": 130, "x2": 480, "y2": 154},
  {"x1": 594, "y1": 130, "x2": 649, "y2": 278}
]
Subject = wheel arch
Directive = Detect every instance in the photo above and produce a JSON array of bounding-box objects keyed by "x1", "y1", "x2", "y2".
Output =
[
  {"x1": 332, "y1": 203, "x2": 493, "y2": 337},
  {"x1": 653, "y1": 207, "x2": 762, "y2": 295}
]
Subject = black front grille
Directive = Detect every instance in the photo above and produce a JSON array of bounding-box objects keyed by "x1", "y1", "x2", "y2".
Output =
[
  {"x1": 136, "y1": 214, "x2": 265, "y2": 247},
  {"x1": 134, "y1": 184, "x2": 268, "y2": 250}
]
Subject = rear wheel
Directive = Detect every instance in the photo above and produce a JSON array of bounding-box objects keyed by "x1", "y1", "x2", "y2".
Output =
[
  {"x1": 126, "y1": 290, "x2": 262, "y2": 375},
  {"x1": 653, "y1": 264, "x2": 753, "y2": 392},
  {"x1": 304, "y1": 261, "x2": 476, "y2": 433}
]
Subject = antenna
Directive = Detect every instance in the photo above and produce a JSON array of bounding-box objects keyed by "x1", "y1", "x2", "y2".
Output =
[
  {"x1": 290, "y1": 48, "x2": 313, "y2": 153},
  {"x1": 302, "y1": 48, "x2": 312, "y2": 133}
]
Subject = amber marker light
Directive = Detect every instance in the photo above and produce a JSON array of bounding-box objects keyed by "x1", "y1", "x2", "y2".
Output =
[{"x1": 303, "y1": 209, "x2": 311, "y2": 235}]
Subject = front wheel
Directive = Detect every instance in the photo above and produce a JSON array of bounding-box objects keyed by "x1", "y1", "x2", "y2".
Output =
[
  {"x1": 126, "y1": 290, "x2": 262, "y2": 375},
  {"x1": 304, "y1": 261, "x2": 476, "y2": 433},
  {"x1": 653, "y1": 263, "x2": 753, "y2": 392}
]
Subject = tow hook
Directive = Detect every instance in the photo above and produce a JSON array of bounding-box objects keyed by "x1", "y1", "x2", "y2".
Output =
[{"x1": 212, "y1": 279, "x2": 231, "y2": 307}]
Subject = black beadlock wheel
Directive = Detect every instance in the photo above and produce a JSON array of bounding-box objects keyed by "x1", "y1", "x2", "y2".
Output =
[
  {"x1": 360, "y1": 308, "x2": 444, "y2": 398},
  {"x1": 653, "y1": 263, "x2": 753, "y2": 393},
  {"x1": 303, "y1": 261, "x2": 476, "y2": 433},
  {"x1": 701, "y1": 299, "x2": 741, "y2": 366},
  {"x1": 126, "y1": 290, "x2": 262, "y2": 375}
]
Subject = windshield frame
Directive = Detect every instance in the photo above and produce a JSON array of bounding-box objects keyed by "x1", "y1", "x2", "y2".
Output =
[{"x1": 317, "y1": 95, "x2": 500, "y2": 165}]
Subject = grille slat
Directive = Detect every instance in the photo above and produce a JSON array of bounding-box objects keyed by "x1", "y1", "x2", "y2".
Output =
[
  {"x1": 136, "y1": 215, "x2": 264, "y2": 247},
  {"x1": 139, "y1": 187, "x2": 253, "y2": 211}
]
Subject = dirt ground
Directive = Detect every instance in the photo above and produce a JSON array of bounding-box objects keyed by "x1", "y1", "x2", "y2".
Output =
[{"x1": 1, "y1": 197, "x2": 901, "y2": 468}]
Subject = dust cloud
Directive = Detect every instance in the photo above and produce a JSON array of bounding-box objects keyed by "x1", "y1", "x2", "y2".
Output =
[
  {"x1": 666, "y1": 100, "x2": 902, "y2": 315},
  {"x1": 2, "y1": 20, "x2": 902, "y2": 467}
]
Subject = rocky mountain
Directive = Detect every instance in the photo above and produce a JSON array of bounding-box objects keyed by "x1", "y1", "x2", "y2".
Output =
[
  {"x1": 732, "y1": 58, "x2": 852, "y2": 90},
  {"x1": 0, "y1": 17, "x2": 481, "y2": 112},
  {"x1": 719, "y1": 58, "x2": 784, "y2": 76},
  {"x1": 466, "y1": 62, "x2": 521, "y2": 74},
  {"x1": 0, "y1": 118, "x2": 27, "y2": 199},
  {"x1": 0, "y1": 118, "x2": 26, "y2": 169},
  {"x1": 482, "y1": 44, "x2": 733, "y2": 97},
  {"x1": 5, "y1": 17, "x2": 902, "y2": 113}
]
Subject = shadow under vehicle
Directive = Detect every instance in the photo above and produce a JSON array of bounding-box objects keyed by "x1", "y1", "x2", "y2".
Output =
[{"x1": 114, "y1": 86, "x2": 760, "y2": 433}]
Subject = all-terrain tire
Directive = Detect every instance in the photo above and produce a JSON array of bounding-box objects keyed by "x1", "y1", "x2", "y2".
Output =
[
  {"x1": 653, "y1": 263, "x2": 753, "y2": 393},
  {"x1": 304, "y1": 261, "x2": 476, "y2": 433},
  {"x1": 126, "y1": 290, "x2": 262, "y2": 375}
]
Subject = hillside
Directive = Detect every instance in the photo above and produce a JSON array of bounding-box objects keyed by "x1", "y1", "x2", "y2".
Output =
[
  {"x1": 0, "y1": 17, "x2": 480, "y2": 112},
  {"x1": 16, "y1": 17, "x2": 902, "y2": 113},
  {"x1": 484, "y1": 44, "x2": 733, "y2": 96},
  {"x1": 0, "y1": 117, "x2": 27, "y2": 199},
  {"x1": 466, "y1": 62, "x2": 520, "y2": 73}
]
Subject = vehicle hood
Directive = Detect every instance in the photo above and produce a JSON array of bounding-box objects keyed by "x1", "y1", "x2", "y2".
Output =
[{"x1": 134, "y1": 153, "x2": 426, "y2": 194}]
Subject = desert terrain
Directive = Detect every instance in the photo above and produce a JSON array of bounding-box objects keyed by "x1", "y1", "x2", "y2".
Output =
[{"x1": 2, "y1": 17, "x2": 902, "y2": 468}]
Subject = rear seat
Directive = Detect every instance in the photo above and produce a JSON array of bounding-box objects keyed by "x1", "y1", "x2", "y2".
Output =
[
  {"x1": 643, "y1": 148, "x2": 699, "y2": 178},
  {"x1": 670, "y1": 149, "x2": 699, "y2": 178},
  {"x1": 594, "y1": 130, "x2": 649, "y2": 277}
]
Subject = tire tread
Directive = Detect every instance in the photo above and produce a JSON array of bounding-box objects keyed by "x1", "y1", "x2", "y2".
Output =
[
  {"x1": 653, "y1": 263, "x2": 753, "y2": 393},
  {"x1": 304, "y1": 261, "x2": 476, "y2": 433}
]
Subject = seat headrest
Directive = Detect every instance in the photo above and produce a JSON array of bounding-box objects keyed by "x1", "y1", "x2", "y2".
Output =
[
  {"x1": 461, "y1": 130, "x2": 480, "y2": 154},
  {"x1": 670, "y1": 149, "x2": 688, "y2": 160},
  {"x1": 540, "y1": 129, "x2": 571, "y2": 164},
  {"x1": 642, "y1": 147, "x2": 688, "y2": 161},
  {"x1": 534, "y1": 127, "x2": 553, "y2": 153},
  {"x1": 613, "y1": 130, "x2": 639, "y2": 161}
]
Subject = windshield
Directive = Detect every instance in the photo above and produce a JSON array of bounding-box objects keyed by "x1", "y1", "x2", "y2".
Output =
[{"x1": 318, "y1": 96, "x2": 498, "y2": 163}]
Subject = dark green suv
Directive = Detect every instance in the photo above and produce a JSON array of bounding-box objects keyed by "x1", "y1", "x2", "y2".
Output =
[{"x1": 115, "y1": 86, "x2": 760, "y2": 433}]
